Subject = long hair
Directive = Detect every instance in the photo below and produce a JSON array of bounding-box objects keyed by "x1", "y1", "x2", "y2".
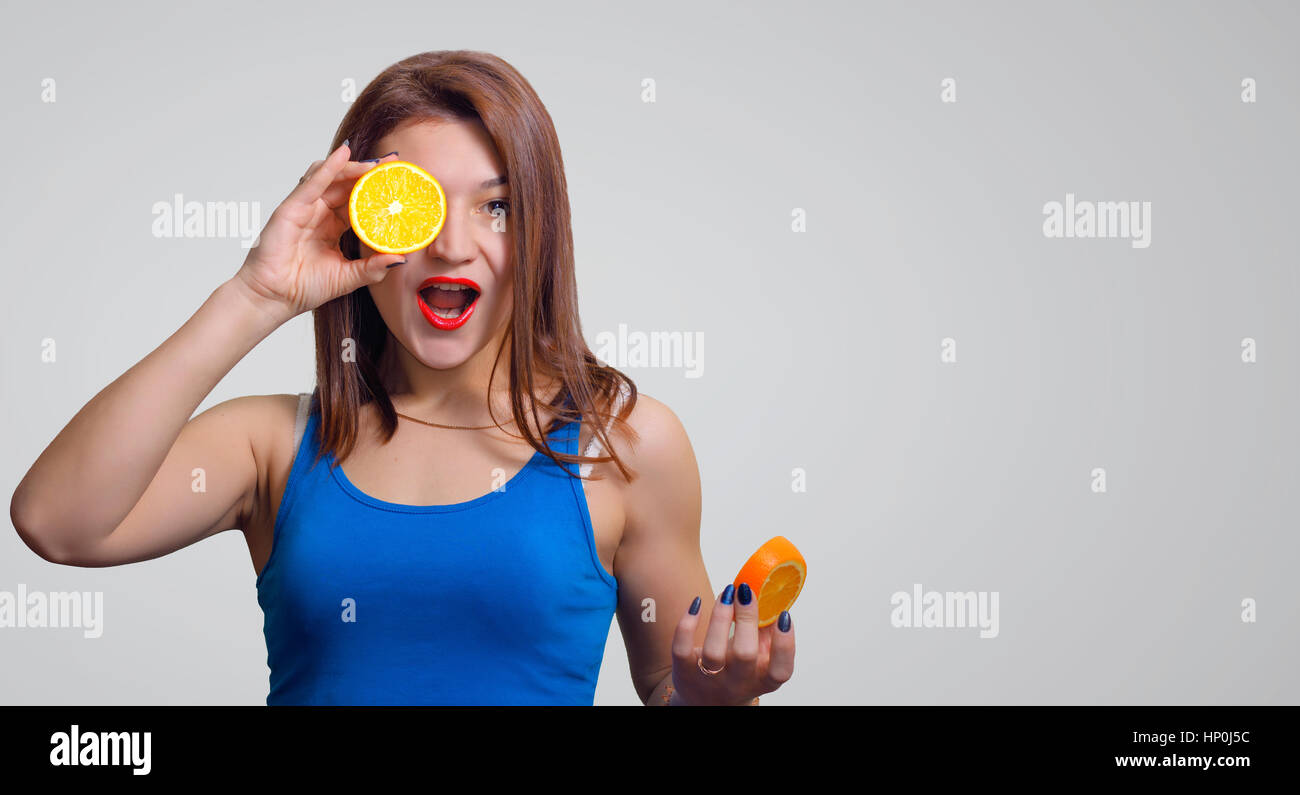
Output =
[{"x1": 309, "y1": 50, "x2": 637, "y2": 481}]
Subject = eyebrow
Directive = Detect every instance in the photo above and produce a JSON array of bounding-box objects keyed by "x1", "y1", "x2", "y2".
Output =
[{"x1": 479, "y1": 175, "x2": 508, "y2": 189}]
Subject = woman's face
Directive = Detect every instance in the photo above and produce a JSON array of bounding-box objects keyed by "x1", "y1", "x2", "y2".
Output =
[{"x1": 362, "y1": 118, "x2": 513, "y2": 372}]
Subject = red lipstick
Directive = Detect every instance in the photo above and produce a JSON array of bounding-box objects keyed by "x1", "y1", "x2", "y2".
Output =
[{"x1": 417, "y1": 276, "x2": 481, "y2": 331}]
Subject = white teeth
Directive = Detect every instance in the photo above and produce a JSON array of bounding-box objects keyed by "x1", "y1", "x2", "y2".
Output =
[{"x1": 420, "y1": 283, "x2": 474, "y2": 323}]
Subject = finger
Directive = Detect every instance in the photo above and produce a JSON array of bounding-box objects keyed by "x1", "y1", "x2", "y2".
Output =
[
  {"x1": 730, "y1": 581, "x2": 760, "y2": 683},
  {"x1": 274, "y1": 158, "x2": 327, "y2": 225},
  {"x1": 319, "y1": 157, "x2": 399, "y2": 210},
  {"x1": 293, "y1": 152, "x2": 336, "y2": 192},
  {"x1": 357, "y1": 150, "x2": 401, "y2": 165},
  {"x1": 299, "y1": 147, "x2": 396, "y2": 191},
  {"x1": 670, "y1": 596, "x2": 705, "y2": 671},
  {"x1": 340, "y1": 249, "x2": 405, "y2": 290},
  {"x1": 762, "y1": 610, "x2": 795, "y2": 691},
  {"x1": 292, "y1": 141, "x2": 352, "y2": 206},
  {"x1": 296, "y1": 160, "x2": 324, "y2": 188},
  {"x1": 699, "y1": 584, "x2": 735, "y2": 673},
  {"x1": 758, "y1": 621, "x2": 775, "y2": 658}
]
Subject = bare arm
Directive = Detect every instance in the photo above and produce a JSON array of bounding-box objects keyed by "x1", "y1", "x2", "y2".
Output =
[
  {"x1": 9, "y1": 142, "x2": 404, "y2": 565},
  {"x1": 606, "y1": 395, "x2": 714, "y2": 703},
  {"x1": 9, "y1": 281, "x2": 285, "y2": 563},
  {"x1": 612, "y1": 395, "x2": 795, "y2": 706}
]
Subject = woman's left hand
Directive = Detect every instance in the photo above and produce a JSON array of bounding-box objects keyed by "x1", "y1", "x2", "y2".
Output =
[{"x1": 670, "y1": 583, "x2": 796, "y2": 705}]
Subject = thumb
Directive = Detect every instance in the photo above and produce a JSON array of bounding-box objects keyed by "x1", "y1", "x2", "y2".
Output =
[{"x1": 348, "y1": 251, "x2": 407, "y2": 286}]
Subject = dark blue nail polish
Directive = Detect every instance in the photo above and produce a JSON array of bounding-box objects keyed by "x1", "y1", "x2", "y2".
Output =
[
  {"x1": 738, "y1": 582, "x2": 752, "y2": 605},
  {"x1": 386, "y1": 259, "x2": 406, "y2": 269},
  {"x1": 689, "y1": 596, "x2": 701, "y2": 615},
  {"x1": 778, "y1": 611, "x2": 791, "y2": 632},
  {"x1": 720, "y1": 584, "x2": 734, "y2": 605},
  {"x1": 361, "y1": 150, "x2": 398, "y2": 163}
]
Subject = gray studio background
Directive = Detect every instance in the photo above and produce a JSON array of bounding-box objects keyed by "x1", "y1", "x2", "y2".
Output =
[{"x1": 2, "y1": 0, "x2": 1296, "y2": 705}]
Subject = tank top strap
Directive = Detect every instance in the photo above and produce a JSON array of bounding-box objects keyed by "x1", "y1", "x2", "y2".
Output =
[
  {"x1": 545, "y1": 397, "x2": 583, "y2": 476},
  {"x1": 290, "y1": 391, "x2": 313, "y2": 461},
  {"x1": 579, "y1": 381, "x2": 632, "y2": 478}
]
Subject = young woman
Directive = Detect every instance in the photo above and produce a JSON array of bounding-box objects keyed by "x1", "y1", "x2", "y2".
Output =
[{"x1": 10, "y1": 50, "x2": 795, "y2": 706}]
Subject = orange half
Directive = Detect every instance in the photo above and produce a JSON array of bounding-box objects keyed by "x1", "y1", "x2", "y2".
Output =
[
  {"x1": 733, "y1": 536, "x2": 806, "y2": 627},
  {"x1": 348, "y1": 160, "x2": 446, "y2": 254}
]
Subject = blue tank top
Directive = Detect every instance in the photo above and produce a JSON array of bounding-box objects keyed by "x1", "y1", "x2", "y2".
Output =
[{"x1": 255, "y1": 394, "x2": 619, "y2": 705}]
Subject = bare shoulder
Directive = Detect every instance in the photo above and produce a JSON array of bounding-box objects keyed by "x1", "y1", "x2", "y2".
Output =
[
  {"x1": 597, "y1": 393, "x2": 702, "y2": 569},
  {"x1": 203, "y1": 393, "x2": 300, "y2": 452},
  {"x1": 200, "y1": 393, "x2": 304, "y2": 528},
  {"x1": 238, "y1": 391, "x2": 303, "y2": 451},
  {"x1": 598, "y1": 392, "x2": 700, "y2": 514}
]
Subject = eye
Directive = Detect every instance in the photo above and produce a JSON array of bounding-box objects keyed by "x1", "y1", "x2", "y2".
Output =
[{"x1": 482, "y1": 198, "x2": 510, "y2": 217}]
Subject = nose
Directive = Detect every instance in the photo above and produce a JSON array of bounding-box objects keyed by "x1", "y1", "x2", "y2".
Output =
[{"x1": 426, "y1": 199, "x2": 474, "y2": 266}]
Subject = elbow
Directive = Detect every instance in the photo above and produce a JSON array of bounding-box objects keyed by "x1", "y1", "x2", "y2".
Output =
[
  {"x1": 10, "y1": 495, "x2": 80, "y2": 565},
  {"x1": 9, "y1": 491, "x2": 42, "y2": 553}
]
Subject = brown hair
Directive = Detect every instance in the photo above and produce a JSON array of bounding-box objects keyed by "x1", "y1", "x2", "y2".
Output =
[{"x1": 309, "y1": 50, "x2": 638, "y2": 481}]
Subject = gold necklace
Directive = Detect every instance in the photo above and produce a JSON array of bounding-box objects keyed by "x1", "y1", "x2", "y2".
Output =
[{"x1": 393, "y1": 410, "x2": 519, "y2": 431}]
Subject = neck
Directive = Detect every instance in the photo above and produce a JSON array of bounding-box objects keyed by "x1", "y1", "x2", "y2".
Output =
[{"x1": 376, "y1": 331, "x2": 560, "y2": 428}]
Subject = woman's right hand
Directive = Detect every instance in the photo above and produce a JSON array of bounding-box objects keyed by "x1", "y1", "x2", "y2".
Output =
[{"x1": 232, "y1": 141, "x2": 406, "y2": 322}]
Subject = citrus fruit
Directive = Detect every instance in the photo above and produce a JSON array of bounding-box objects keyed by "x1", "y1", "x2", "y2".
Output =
[
  {"x1": 733, "y1": 536, "x2": 806, "y2": 627},
  {"x1": 348, "y1": 160, "x2": 446, "y2": 254}
]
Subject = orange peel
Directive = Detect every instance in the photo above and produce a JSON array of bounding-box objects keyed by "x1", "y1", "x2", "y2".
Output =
[
  {"x1": 348, "y1": 160, "x2": 446, "y2": 254},
  {"x1": 733, "y1": 536, "x2": 806, "y2": 627}
]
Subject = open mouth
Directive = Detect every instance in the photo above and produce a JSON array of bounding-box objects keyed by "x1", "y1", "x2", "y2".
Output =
[{"x1": 416, "y1": 277, "x2": 481, "y2": 331}]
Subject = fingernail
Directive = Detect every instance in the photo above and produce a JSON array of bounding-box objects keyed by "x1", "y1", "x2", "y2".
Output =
[
  {"x1": 360, "y1": 150, "x2": 398, "y2": 163},
  {"x1": 386, "y1": 259, "x2": 407, "y2": 269},
  {"x1": 738, "y1": 582, "x2": 752, "y2": 605},
  {"x1": 778, "y1": 611, "x2": 791, "y2": 632},
  {"x1": 720, "y1": 584, "x2": 734, "y2": 605},
  {"x1": 689, "y1": 596, "x2": 701, "y2": 615},
  {"x1": 342, "y1": 138, "x2": 350, "y2": 149}
]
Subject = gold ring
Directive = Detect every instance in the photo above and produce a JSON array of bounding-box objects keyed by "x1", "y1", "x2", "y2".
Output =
[{"x1": 697, "y1": 656, "x2": 724, "y2": 676}]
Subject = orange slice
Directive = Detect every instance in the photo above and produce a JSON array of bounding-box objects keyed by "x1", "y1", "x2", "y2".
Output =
[
  {"x1": 733, "y1": 536, "x2": 806, "y2": 627},
  {"x1": 348, "y1": 160, "x2": 446, "y2": 254}
]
